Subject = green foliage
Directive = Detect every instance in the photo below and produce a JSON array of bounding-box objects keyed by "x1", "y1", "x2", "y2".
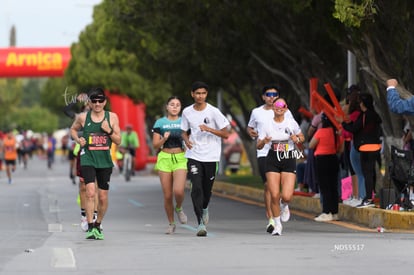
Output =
[
  {"x1": 333, "y1": 0, "x2": 377, "y2": 27},
  {"x1": 21, "y1": 79, "x2": 47, "y2": 106},
  {"x1": 52, "y1": 0, "x2": 413, "y2": 177},
  {"x1": 9, "y1": 105, "x2": 58, "y2": 133},
  {"x1": 0, "y1": 79, "x2": 22, "y2": 130}
]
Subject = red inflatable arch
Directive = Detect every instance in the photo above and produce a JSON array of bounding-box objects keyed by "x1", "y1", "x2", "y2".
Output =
[{"x1": 106, "y1": 93, "x2": 154, "y2": 171}]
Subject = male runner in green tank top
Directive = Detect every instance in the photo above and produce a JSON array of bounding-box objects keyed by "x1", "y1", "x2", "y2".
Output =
[{"x1": 70, "y1": 87, "x2": 121, "y2": 240}]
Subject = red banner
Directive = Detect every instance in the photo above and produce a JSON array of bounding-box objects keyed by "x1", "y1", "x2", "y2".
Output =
[{"x1": 0, "y1": 47, "x2": 70, "y2": 77}]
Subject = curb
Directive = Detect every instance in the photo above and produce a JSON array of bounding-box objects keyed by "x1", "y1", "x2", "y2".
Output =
[{"x1": 213, "y1": 181, "x2": 414, "y2": 230}]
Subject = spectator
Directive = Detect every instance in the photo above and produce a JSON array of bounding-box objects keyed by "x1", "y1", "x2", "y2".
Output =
[
  {"x1": 341, "y1": 85, "x2": 365, "y2": 207},
  {"x1": 310, "y1": 114, "x2": 344, "y2": 221},
  {"x1": 340, "y1": 93, "x2": 382, "y2": 208},
  {"x1": 223, "y1": 125, "x2": 242, "y2": 174},
  {"x1": 386, "y1": 79, "x2": 414, "y2": 115}
]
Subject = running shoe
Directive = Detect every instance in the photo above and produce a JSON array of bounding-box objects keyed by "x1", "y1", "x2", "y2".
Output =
[
  {"x1": 175, "y1": 208, "x2": 188, "y2": 224},
  {"x1": 349, "y1": 198, "x2": 362, "y2": 207},
  {"x1": 266, "y1": 218, "x2": 275, "y2": 234},
  {"x1": 280, "y1": 202, "x2": 290, "y2": 222},
  {"x1": 202, "y1": 208, "x2": 209, "y2": 225},
  {"x1": 86, "y1": 228, "x2": 96, "y2": 240},
  {"x1": 356, "y1": 199, "x2": 375, "y2": 208},
  {"x1": 271, "y1": 223, "x2": 283, "y2": 236},
  {"x1": 94, "y1": 227, "x2": 104, "y2": 240},
  {"x1": 93, "y1": 214, "x2": 103, "y2": 230},
  {"x1": 196, "y1": 223, "x2": 207, "y2": 237},
  {"x1": 342, "y1": 197, "x2": 354, "y2": 205},
  {"x1": 332, "y1": 213, "x2": 339, "y2": 221},
  {"x1": 314, "y1": 213, "x2": 333, "y2": 222},
  {"x1": 80, "y1": 216, "x2": 88, "y2": 232},
  {"x1": 165, "y1": 223, "x2": 176, "y2": 234}
]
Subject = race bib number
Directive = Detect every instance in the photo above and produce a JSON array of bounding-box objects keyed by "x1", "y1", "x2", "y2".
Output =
[
  {"x1": 272, "y1": 143, "x2": 288, "y2": 152},
  {"x1": 88, "y1": 133, "x2": 110, "y2": 151}
]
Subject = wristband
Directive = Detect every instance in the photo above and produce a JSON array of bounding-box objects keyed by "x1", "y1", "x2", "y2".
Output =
[{"x1": 107, "y1": 129, "x2": 114, "y2": 136}]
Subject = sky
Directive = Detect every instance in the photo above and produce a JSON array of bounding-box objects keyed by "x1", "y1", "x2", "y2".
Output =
[{"x1": 1, "y1": 0, "x2": 102, "y2": 48}]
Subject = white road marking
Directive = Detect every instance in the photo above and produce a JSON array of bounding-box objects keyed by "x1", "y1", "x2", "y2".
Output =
[
  {"x1": 48, "y1": 223, "x2": 63, "y2": 232},
  {"x1": 51, "y1": 247, "x2": 76, "y2": 268}
]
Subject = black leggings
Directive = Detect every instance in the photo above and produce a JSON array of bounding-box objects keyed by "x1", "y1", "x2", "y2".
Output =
[
  {"x1": 360, "y1": 151, "x2": 378, "y2": 200},
  {"x1": 315, "y1": 154, "x2": 339, "y2": 214},
  {"x1": 187, "y1": 159, "x2": 217, "y2": 224}
]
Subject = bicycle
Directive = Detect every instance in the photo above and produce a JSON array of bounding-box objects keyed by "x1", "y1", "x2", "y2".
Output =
[{"x1": 122, "y1": 150, "x2": 132, "y2": 182}]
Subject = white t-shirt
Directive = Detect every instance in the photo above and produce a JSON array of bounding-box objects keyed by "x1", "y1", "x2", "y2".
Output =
[
  {"x1": 181, "y1": 103, "x2": 230, "y2": 162},
  {"x1": 248, "y1": 105, "x2": 294, "y2": 157},
  {"x1": 258, "y1": 116, "x2": 302, "y2": 152}
]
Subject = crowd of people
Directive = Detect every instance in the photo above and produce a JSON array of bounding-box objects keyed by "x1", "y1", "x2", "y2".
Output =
[
  {"x1": 4, "y1": 78, "x2": 412, "y2": 240},
  {"x1": 287, "y1": 83, "x2": 385, "y2": 223},
  {"x1": 0, "y1": 129, "x2": 59, "y2": 184}
]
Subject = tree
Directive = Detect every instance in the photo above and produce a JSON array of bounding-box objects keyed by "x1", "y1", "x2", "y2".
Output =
[
  {"x1": 9, "y1": 105, "x2": 58, "y2": 133},
  {"x1": 0, "y1": 79, "x2": 22, "y2": 130},
  {"x1": 59, "y1": 0, "x2": 412, "y2": 179},
  {"x1": 60, "y1": 0, "x2": 349, "y2": 174}
]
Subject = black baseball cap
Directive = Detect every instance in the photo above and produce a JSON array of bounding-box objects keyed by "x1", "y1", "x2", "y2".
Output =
[{"x1": 88, "y1": 87, "x2": 106, "y2": 100}]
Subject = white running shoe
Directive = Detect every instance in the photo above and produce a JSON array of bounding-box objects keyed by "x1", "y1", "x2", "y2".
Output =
[
  {"x1": 332, "y1": 213, "x2": 339, "y2": 221},
  {"x1": 266, "y1": 218, "x2": 275, "y2": 234},
  {"x1": 349, "y1": 198, "x2": 362, "y2": 207},
  {"x1": 312, "y1": 193, "x2": 320, "y2": 199},
  {"x1": 280, "y1": 202, "x2": 290, "y2": 222},
  {"x1": 80, "y1": 216, "x2": 88, "y2": 232},
  {"x1": 196, "y1": 223, "x2": 207, "y2": 237},
  {"x1": 342, "y1": 197, "x2": 354, "y2": 205},
  {"x1": 202, "y1": 208, "x2": 209, "y2": 225},
  {"x1": 176, "y1": 209, "x2": 188, "y2": 224},
  {"x1": 165, "y1": 224, "x2": 176, "y2": 234},
  {"x1": 314, "y1": 213, "x2": 333, "y2": 222},
  {"x1": 271, "y1": 223, "x2": 283, "y2": 236}
]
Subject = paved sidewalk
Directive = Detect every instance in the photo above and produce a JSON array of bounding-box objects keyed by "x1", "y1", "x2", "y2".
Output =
[{"x1": 213, "y1": 181, "x2": 414, "y2": 231}]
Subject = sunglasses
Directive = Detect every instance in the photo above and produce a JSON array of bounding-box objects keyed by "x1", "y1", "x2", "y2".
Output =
[
  {"x1": 91, "y1": 99, "x2": 105, "y2": 104},
  {"x1": 274, "y1": 101, "x2": 287, "y2": 109},
  {"x1": 265, "y1": 92, "x2": 279, "y2": 97}
]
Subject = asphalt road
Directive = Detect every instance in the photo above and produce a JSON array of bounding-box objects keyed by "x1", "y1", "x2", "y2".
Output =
[{"x1": 0, "y1": 153, "x2": 412, "y2": 275}]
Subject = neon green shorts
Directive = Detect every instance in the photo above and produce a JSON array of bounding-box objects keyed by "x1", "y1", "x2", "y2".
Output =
[{"x1": 155, "y1": 151, "x2": 187, "y2": 172}]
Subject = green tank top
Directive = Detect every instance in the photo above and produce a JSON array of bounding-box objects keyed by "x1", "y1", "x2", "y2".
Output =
[{"x1": 80, "y1": 111, "x2": 114, "y2": 168}]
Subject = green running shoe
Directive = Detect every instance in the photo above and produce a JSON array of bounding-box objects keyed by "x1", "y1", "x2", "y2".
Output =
[
  {"x1": 86, "y1": 228, "x2": 96, "y2": 240},
  {"x1": 94, "y1": 227, "x2": 104, "y2": 240}
]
